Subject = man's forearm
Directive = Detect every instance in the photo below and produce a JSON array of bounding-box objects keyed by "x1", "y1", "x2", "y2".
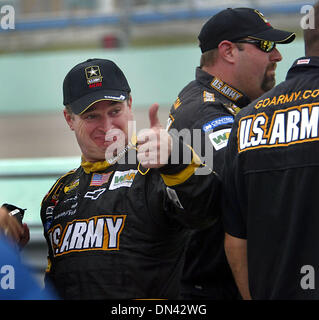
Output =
[{"x1": 224, "y1": 233, "x2": 252, "y2": 300}]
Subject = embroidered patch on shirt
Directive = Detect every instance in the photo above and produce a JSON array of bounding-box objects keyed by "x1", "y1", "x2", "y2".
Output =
[
  {"x1": 109, "y1": 170, "x2": 138, "y2": 190},
  {"x1": 210, "y1": 77, "x2": 243, "y2": 102},
  {"x1": 202, "y1": 116, "x2": 234, "y2": 132},
  {"x1": 90, "y1": 172, "x2": 113, "y2": 186},
  {"x1": 297, "y1": 59, "x2": 310, "y2": 65},
  {"x1": 208, "y1": 128, "x2": 231, "y2": 151},
  {"x1": 203, "y1": 91, "x2": 215, "y2": 102},
  {"x1": 64, "y1": 178, "x2": 80, "y2": 194}
]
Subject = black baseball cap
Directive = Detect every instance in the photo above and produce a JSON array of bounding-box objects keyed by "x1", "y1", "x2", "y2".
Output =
[
  {"x1": 63, "y1": 58, "x2": 131, "y2": 114},
  {"x1": 198, "y1": 7, "x2": 295, "y2": 53}
]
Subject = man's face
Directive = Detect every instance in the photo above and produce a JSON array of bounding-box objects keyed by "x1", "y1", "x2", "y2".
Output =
[
  {"x1": 236, "y1": 41, "x2": 283, "y2": 101},
  {"x1": 64, "y1": 98, "x2": 134, "y2": 162}
]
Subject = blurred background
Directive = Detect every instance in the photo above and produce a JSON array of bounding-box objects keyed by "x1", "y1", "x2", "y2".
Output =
[{"x1": 0, "y1": 0, "x2": 312, "y2": 284}]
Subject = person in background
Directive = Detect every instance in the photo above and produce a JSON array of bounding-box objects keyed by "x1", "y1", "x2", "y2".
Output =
[
  {"x1": 223, "y1": 1, "x2": 319, "y2": 300},
  {"x1": 166, "y1": 7, "x2": 295, "y2": 299},
  {"x1": 0, "y1": 233, "x2": 56, "y2": 300},
  {"x1": 0, "y1": 204, "x2": 29, "y2": 248},
  {"x1": 0, "y1": 204, "x2": 55, "y2": 299}
]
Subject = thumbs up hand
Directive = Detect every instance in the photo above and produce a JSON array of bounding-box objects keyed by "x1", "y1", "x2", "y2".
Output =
[
  {"x1": 137, "y1": 103, "x2": 172, "y2": 168},
  {"x1": 148, "y1": 102, "x2": 162, "y2": 129}
]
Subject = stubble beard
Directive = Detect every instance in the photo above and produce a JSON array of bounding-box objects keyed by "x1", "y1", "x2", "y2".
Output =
[{"x1": 261, "y1": 63, "x2": 277, "y2": 93}]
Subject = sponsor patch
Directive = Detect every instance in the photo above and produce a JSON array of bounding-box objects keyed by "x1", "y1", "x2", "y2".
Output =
[
  {"x1": 297, "y1": 59, "x2": 310, "y2": 65},
  {"x1": 203, "y1": 91, "x2": 215, "y2": 102},
  {"x1": 208, "y1": 128, "x2": 231, "y2": 150},
  {"x1": 104, "y1": 94, "x2": 126, "y2": 101},
  {"x1": 210, "y1": 77, "x2": 243, "y2": 102},
  {"x1": 202, "y1": 116, "x2": 234, "y2": 132},
  {"x1": 44, "y1": 206, "x2": 54, "y2": 232},
  {"x1": 223, "y1": 103, "x2": 241, "y2": 116},
  {"x1": 84, "y1": 188, "x2": 106, "y2": 200},
  {"x1": 47, "y1": 214, "x2": 127, "y2": 257},
  {"x1": 109, "y1": 169, "x2": 138, "y2": 190},
  {"x1": 85, "y1": 65, "x2": 103, "y2": 88},
  {"x1": 64, "y1": 178, "x2": 80, "y2": 194},
  {"x1": 90, "y1": 172, "x2": 113, "y2": 186}
]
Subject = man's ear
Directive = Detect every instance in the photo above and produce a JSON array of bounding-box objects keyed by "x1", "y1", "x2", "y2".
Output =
[
  {"x1": 63, "y1": 108, "x2": 75, "y2": 131},
  {"x1": 127, "y1": 95, "x2": 132, "y2": 110},
  {"x1": 218, "y1": 40, "x2": 238, "y2": 64}
]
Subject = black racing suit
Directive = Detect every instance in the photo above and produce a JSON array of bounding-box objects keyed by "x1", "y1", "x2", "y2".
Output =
[
  {"x1": 223, "y1": 56, "x2": 319, "y2": 299},
  {"x1": 41, "y1": 146, "x2": 220, "y2": 299},
  {"x1": 167, "y1": 67, "x2": 250, "y2": 299}
]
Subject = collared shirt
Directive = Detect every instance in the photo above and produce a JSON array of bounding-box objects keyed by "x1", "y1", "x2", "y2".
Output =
[
  {"x1": 41, "y1": 147, "x2": 220, "y2": 299},
  {"x1": 166, "y1": 67, "x2": 250, "y2": 298},
  {"x1": 223, "y1": 56, "x2": 319, "y2": 299}
]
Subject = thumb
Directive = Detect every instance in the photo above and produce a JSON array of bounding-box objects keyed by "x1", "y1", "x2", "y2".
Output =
[{"x1": 149, "y1": 103, "x2": 161, "y2": 128}]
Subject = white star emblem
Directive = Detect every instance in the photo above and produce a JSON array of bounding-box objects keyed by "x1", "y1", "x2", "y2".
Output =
[{"x1": 88, "y1": 67, "x2": 98, "y2": 76}]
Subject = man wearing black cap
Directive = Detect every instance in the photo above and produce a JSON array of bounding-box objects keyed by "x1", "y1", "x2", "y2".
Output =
[
  {"x1": 40, "y1": 58, "x2": 221, "y2": 299},
  {"x1": 223, "y1": 2, "x2": 319, "y2": 299},
  {"x1": 166, "y1": 8, "x2": 295, "y2": 299}
]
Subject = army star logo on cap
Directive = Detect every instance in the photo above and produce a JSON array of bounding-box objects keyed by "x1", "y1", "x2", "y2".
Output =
[
  {"x1": 254, "y1": 9, "x2": 271, "y2": 27},
  {"x1": 85, "y1": 65, "x2": 103, "y2": 88}
]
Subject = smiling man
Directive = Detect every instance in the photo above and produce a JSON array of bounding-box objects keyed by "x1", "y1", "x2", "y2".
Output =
[
  {"x1": 64, "y1": 99, "x2": 133, "y2": 162},
  {"x1": 40, "y1": 58, "x2": 221, "y2": 299}
]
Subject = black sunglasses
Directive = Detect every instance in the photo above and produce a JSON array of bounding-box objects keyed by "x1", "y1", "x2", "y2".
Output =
[{"x1": 233, "y1": 39, "x2": 276, "y2": 53}]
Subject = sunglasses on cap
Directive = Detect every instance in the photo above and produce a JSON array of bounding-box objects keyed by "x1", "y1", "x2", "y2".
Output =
[{"x1": 233, "y1": 39, "x2": 276, "y2": 53}]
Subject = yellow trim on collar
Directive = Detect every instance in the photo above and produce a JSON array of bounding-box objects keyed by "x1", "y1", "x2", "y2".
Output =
[{"x1": 81, "y1": 158, "x2": 111, "y2": 174}]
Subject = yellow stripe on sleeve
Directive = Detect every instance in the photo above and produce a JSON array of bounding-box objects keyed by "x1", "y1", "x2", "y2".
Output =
[{"x1": 160, "y1": 147, "x2": 202, "y2": 187}]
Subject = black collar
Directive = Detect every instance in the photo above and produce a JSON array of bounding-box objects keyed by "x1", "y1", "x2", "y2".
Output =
[
  {"x1": 196, "y1": 67, "x2": 250, "y2": 108},
  {"x1": 286, "y1": 56, "x2": 319, "y2": 80}
]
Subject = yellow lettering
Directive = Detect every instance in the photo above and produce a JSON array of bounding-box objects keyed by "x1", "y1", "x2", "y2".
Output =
[
  {"x1": 284, "y1": 93, "x2": 294, "y2": 104},
  {"x1": 255, "y1": 100, "x2": 263, "y2": 109},
  {"x1": 312, "y1": 89, "x2": 319, "y2": 98},
  {"x1": 277, "y1": 94, "x2": 285, "y2": 105},
  {"x1": 294, "y1": 91, "x2": 301, "y2": 100},
  {"x1": 303, "y1": 90, "x2": 312, "y2": 99},
  {"x1": 269, "y1": 96, "x2": 277, "y2": 106},
  {"x1": 262, "y1": 98, "x2": 270, "y2": 107},
  {"x1": 125, "y1": 173, "x2": 135, "y2": 181}
]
